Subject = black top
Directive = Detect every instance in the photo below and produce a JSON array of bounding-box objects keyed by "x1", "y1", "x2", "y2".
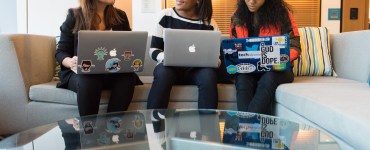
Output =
[{"x1": 55, "y1": 8, "x2": 142, "y2": 88}]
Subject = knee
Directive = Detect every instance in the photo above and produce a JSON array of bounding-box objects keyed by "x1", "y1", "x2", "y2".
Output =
[
  {"x1": 235, "y1": 74, "x2": 252, "y2": 90},
  {"x1": 197, "y1": 68, "x2": 217, "y2": 84},
  {"x1": 153, "y1": 65, "x2": 175, "y2": 78},
  {"x1": 199, "y1": 68, "x2": 217, "y2": 79}
]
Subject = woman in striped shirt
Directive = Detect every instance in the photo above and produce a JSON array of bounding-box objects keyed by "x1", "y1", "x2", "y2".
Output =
[{"x1": 147, "y1": 0, "x2": 219, "y2": 110}]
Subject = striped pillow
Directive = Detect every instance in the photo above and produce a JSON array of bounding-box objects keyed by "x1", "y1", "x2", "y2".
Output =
[{"x1": 293, "y1": 27, "x2": 335, "y2": 76}]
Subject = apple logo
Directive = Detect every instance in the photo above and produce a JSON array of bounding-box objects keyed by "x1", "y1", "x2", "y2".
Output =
[
  {"x1": 189, "y1": 44, "x2": 196, "y2": 53},
  {"x1": 109, "y1": 48, "x2": 117, "y2": 57}
]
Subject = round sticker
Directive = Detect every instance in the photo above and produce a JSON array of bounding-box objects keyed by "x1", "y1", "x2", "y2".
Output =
[{"x1": 226, "y1": 65, "x2": 238, "y2": 74}]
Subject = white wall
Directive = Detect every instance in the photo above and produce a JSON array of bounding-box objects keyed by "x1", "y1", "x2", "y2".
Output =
[
  {"x1": 321, "y1": 0, "x2": 341, "y2": 34},
  {"x1": 132, "y1": 0, "x2": 162, "y2": 34},
  {"x1": 27, "y1": 0, "x2": 79, "y2": 36},
  {"x1": 0, "y1": 0, "x2": 18, "y2": 33}
]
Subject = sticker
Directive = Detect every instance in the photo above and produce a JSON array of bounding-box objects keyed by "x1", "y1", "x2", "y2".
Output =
[
  {"x1": 78, "y1": 60, "x2": 96, "y2": 73},
  {"x1": 272, "y1": 138, "x2": 285, "y2": 149},
  {"x1": 123, "y1": 51, "x2": 134, "y2": 61},
  {"x1": 238, "y1": 51, "x2": 261, "y2": 59},
  {"x1": 226, "y1": 65, "x2": 238, "y2": 74},
  {"x1": 234, "y1": 43, "x2": 243, "y2": 50},
  {"x1": 237, "y1": 63, "x2": 256, "y2": 73},
  {"x1": 280, "y1": 54, "x2": 289, "y2": 64},
  {"x1": 272, "y1": 36, "x2": 287, "y2": 48},
  {"x1": 105, "y1": 58, "x2": 121, "y2": 72},
  {"x1": 235, "y1": 132, "x2": 243, "y2": 142},
  {"x1": 106, "y1": 117, "x2": 122, "y2": 133},
  {"x1": 112, "y1": 135, "x2": 120, "y2": 144},
  {"x1": 109, "y1": 48, "x2": 117, "y2": 57},
  {"x1": 131, "y1": 59, "x2": 143, "y2": 72},
  {"x1": 272, "y1": 64, "x2": 287, "y2": 71},
  {"x1": 257, "y1": 61, "x2": 271, "y2": 72},
  {"x1": 246, "y1": 44, "x2": 259, "y2": 51},
  {"x1": 125, "y1": 128, "x2": 134, "y2": 139},
  {"x1": 260, "y1": 44, "x2": 280, "y2": 65},
  {"x1": 133, "y1": 115, "x2": 144, "y2": 129},
  {"x1": 83, "y1": 121, "x2": 94, "y2": 135},
  {"x1": 94, "y1": 47, "x2": 108, "y2": 60},
  {"x1": 97, "y1": 133, "x2": 110, "y2": 145},
  {"x1": 224, "y1": 128, "x2": 237, "y2": 135},
  {"x1": 223, "y1": 48, "x2": 237, "y2": 54}
]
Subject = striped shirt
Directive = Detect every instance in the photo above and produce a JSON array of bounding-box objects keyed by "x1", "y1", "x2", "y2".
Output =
[{"x1": 149, "y1": 8, "x2": 219, "y2": 63}]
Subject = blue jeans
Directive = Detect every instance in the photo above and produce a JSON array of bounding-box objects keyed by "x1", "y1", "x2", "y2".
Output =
[
  {"x1": 147, "y1": 63, "x2": 218, "y2": 109},
  {"x1": 235, "y1": 70, "x2": 294, "y2": 115}
]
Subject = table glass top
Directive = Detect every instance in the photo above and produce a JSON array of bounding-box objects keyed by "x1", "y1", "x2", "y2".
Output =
[{"x1": 0, "y1": 109, "x2": 340, "y2": 150}]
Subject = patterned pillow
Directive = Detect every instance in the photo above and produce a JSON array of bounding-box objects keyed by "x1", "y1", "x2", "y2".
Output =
[{"x1": 293, "y1": 27, "x2": 335, "y2": 76}]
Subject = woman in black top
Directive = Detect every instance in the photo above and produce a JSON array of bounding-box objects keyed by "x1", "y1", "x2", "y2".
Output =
[{"x1": 55, "y1": 0, "x2": 140, "y2": 117}]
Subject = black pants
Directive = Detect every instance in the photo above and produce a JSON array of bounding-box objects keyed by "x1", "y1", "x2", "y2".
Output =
[
  {"x1": 147, "y1": 63, "x2": 218, "y2": 109},
  {"x1": 67, "y1": 73, "x2": 137, "y2": 116},
  {"x1": 235, "y1": 70, "x2": 294, "y2": 115}
]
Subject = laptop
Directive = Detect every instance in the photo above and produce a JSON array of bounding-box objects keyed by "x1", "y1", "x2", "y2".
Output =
[
  {"x1": 221, "y1": 111, "x2": 299, "y2": 149},
  {"x1": 163, "y1": 29, "x2": 221, "y2": 68},
  {"x1": 79, "y1": 111, "x2": 149, "y2": 149},
  {"x1": 221, "y1": 35, "x2": 291, "y2": 74},
  {"x1": 76, "y1": 31, "x2": 148, "y2": 74}
]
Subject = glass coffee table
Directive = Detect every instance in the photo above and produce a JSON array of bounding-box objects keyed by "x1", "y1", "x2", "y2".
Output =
[{"x1": 0, "y1": 109, "x2": 340, "y2": 150}]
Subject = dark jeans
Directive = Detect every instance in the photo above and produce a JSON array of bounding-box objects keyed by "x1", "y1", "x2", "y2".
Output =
[
  {"x1": 67, "y1": 73, "x2": 137, "y2": 116},
  {"x1": 235, "y1": 70, "x2": 294, "y2": 115},
  {"x1": 147, "y1": 63, "x2": 218, "y2": 109}
]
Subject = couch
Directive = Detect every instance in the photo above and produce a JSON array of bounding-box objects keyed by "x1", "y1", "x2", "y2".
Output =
[{"x1": 0, "y1": 29, "x2": 369, "y2": 149}]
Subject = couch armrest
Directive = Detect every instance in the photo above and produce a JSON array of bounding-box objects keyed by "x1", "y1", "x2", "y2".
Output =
[{"x1": 330, "y1": 30, "x2": 370, "y2": 83}]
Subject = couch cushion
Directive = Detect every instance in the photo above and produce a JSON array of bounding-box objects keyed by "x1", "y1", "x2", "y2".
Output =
[
  {"x1": 30, "y1": 80, "x2": 237, "y2": 106},
  {"x1": 276, "y1": 83, "x2": 370, "y2": 150},
  {"x1": 293, "y1": 76, "x2": 359, "y2": 83},
  {"x1": 293, "y1": 27, "x2": 335, "y2": 76}
]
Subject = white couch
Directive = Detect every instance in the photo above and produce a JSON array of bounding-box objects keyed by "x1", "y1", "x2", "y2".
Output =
[{"x1": 0, "y1": 30, "x2": 369, "y2": 149}]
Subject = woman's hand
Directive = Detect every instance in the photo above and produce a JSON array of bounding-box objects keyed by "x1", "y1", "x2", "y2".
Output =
[{"x1": 62, "y1": 56, "x2": 78, "y2": 69}]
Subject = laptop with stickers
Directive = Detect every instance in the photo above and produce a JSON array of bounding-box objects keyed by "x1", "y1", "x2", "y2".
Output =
[
  {"x1": 221, "y1": 34, "x2": 291, "y2": 74},
  {"x1": 75, "y1": 31, "x2": 148, "y2": 74},
  {"x1": 163, "y1": 29, "x2": 221, "y2": 68},
  {"x1": 79, "y1": 111, "x2": 149, "y2": 149}
]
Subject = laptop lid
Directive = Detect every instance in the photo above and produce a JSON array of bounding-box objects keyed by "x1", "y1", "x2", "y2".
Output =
[
  {"x1": 221, "y1": 35, "x2": 290, "y2": 74},
  {"x1": 76, "y1": 31, "x2": 148, "y2": 74},
  {"x1": 163, "y1": 29, "x2": 221, "y2": 68},
  {"x1": 79, "y1": 111, "x2": 148, "y2": 149}
]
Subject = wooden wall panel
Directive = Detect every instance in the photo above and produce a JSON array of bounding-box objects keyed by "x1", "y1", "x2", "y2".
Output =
[{"x1": 341, "y1": 0, "x2": 369, "y2": 32}]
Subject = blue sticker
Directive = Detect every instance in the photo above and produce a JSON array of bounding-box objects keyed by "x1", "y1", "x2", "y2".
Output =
[
  {"x1": 227, "y1": 65, "x2": 238, "y2": 74},
  {"x1": 106, "y1": 117, "x2": 122, "y2": 133},
  {"x1": 105, "y1": 58, "x2": 121, "y2": 72}
]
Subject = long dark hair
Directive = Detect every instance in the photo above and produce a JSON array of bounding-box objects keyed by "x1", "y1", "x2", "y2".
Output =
[
  {"x1": 197, "y1": 0, "x2": 213, "y2": 24},
  {"x1": 234, "y1": 0, "x2": 292, "y2": 32},
  {"x1": 72, "y1": 0, "x2": 125, "y2": 33}
]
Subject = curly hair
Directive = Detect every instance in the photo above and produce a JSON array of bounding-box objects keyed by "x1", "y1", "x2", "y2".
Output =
[{"x1": 234, "y1": 0, "x2": 292, "y2": 33}]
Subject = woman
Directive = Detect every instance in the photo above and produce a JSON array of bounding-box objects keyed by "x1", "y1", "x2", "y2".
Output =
[
  {"x1": 55, "y1": 0, "x2": 140, "y2": 117},
  {"x1": 147, "y1": 0, "x2": 219, "y2": 110},
  {"x1": 231, "y1": 0, "x2": 301, "y2": 114}
]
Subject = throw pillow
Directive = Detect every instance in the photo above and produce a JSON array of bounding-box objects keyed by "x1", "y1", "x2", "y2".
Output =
[{"x1": 293, "y1": 27, "x2": 335, "y2": 76}]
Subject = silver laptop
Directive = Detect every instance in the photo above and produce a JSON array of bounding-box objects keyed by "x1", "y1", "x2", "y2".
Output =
[
  {"x1": 163, "y1": 29, "x2": 221, "y2": 68},
  {"x1": 76, "y1": 31, "x2": 148, "y2": 74}
]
